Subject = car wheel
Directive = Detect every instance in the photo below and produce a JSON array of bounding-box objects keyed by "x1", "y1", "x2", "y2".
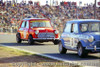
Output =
[
  {"x1": 16, "y1": 33, "x2": 22, "y2": 43},
  {"x1": 53, "y1": 40, "x2": 60, "y2": 45},
  {"x1": 28, "y1": 35, "x2": 34, "y2": 45},
  {"x1": 78, "y1": 43, "x2": 88, "y2": 58},
  {"x1": 59, "y1": 42, "x2": 67, "y2": 54}
]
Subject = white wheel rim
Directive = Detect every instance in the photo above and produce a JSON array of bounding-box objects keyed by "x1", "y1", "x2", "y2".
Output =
[
  {"x1": 78, "y1": 46, "x2": 82, "y2": 56},
  {"x1": 16, "y1": 37, "x2": 19, "y2": 42},
  {"x1": 59, "y1": 43, "x2": 62, "y2": 52},
  {"x1": 28, "y1": 39, "x2": 30, "y2": 43}
]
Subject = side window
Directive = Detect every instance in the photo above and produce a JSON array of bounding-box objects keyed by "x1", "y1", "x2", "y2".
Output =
[
  {"x1": 64, "y1": 23, "x2": 71, "y2": 33},
  {"x1": 21, "y1": 21, "x2": 25, "y2": 28},
  {"x1": 80, "y1": 24, "x2": 88, "y2": 32},
  {"x1": 71, "y1": 23, "x2": 78, "y2": 33},
  {"x1": 74, "y1": 24, "x2": 78, "y2": 33},
  {"x1": 71, "y1": 24, "x2": 74, "y2": 33},
  {"x1": 26, "y1": 21, "x2": 29, "y2": 28},
  {"x1": 24, "y1": 21, "x2": 27, "y2": 28}
]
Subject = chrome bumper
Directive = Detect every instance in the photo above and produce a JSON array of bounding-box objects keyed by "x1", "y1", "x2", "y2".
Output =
[
  {"x1": 85, "y1": 40, "x2": 100, "y2": 52},
  {"x1": 33, "y1": 38, "x2": 59, "y2": 40},
  {"x1": 86, "y1": 46, "x2": 100, "y2": 52},
  {"x1": 86, "y1": 48, "x2": 100, "y2": 50}
]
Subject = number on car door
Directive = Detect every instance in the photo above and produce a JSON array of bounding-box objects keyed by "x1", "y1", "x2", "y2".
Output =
[{"x1": 70, "y1": 23, "x2": 78, "y2": 50}]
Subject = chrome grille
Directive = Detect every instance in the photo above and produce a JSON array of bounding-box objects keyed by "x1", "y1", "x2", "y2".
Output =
[{"x1": 38, "y1": 33, "x2": 55, "y2": 38}]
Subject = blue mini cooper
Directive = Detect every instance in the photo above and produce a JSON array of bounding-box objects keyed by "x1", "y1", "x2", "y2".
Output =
[{"x1": 59, "y1": 19, "x2": 100, "y2": 57}]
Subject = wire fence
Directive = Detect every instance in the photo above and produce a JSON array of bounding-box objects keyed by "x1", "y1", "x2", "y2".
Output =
[
  {"x1": 0, "y1": 19, "x2": 68, "y2": 34},
  {"x1": 0, "y1": 25, "x2": 64, "y2": 34},
  {"x1": 0, "y1": 26, "x2": 18, "y2": 33}
]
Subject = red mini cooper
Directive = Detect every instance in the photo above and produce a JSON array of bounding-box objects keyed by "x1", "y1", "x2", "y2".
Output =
[{"x1": 16, "y1": 18, "x2": 60, "y2": 45}]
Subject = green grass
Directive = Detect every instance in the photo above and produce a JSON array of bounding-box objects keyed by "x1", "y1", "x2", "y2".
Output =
[
  {"x1": 0, "y1": 46, "x2": 81, "y2": 67},
  {"x1": 0, "y1": 46, "x2": 33, "y2": 56}
]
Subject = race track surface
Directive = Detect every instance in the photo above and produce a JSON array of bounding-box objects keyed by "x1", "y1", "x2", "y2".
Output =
[{"x1": 0, "y1": 34, "x2": 100, "y2": 67}]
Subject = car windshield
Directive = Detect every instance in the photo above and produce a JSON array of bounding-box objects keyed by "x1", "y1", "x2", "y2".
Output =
[
  {"x1": 80, "y1": 22, "x2": 100, "y2": 32},
  {"x1": 30, "y1": 21, "x2": 51, "y2": 27}
]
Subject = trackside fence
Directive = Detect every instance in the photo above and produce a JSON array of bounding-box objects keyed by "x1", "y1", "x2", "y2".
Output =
[{"x1": 0, "y1": 26, "x2": 18, "y2": 33}]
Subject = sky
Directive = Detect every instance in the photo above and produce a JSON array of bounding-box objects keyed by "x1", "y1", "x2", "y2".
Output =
[{"x1": 3, "y1": 0, "x2": 100, "y2": 6}]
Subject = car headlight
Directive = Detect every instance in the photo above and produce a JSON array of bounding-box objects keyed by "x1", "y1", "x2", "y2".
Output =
[
  {"x1": 88, "y1": 36, "x2": 94, "y2": 42},
  {"x1": 54, "y1": 30, "x2": 59, "y2": 34},
  {"x1": 35, "y1": 30, "x2": 39, "y2": 34}
]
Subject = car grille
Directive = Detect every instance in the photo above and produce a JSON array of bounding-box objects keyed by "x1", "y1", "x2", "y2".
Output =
[
  {"x1": 38, "y1": 33, "x2": 55, "y2": 38},
  {"x1": 94, "y1": 41, "x2": 100, "y2": 48}
]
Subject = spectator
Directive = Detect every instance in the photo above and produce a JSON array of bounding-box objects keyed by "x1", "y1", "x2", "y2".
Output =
[{"x1": 0, "y1": 1, "x2": 100, "y2": 33}]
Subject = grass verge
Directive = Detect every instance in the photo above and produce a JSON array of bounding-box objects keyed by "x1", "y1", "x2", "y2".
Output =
[{"x1": 0, "y1": 46, "x2": 79, "y2": 67}]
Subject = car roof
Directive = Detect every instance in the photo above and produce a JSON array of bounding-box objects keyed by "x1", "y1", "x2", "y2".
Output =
[
  {"x1": 23, "y1": 18, "x2": 48, "y2": 21},
  {"x1": 67, "y1": 19, "x2": 100, "y2": 24}
]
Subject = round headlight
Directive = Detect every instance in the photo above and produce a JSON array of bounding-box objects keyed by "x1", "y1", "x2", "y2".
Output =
[
  {"x1": 55, "y1": 30, "x2": 59, "y2": 34},
  {"x1": 88, "y1": 36, "x2": 94, "y2": 42},
  {"x1": 35, "y1": 30, "x2": 39, "y2": 34}
]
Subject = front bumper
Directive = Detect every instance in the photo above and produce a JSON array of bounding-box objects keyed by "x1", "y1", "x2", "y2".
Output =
[
  {"x1": 86, "y1": 47, "x2": 100, "y2": 53},
  {"x1": 33, "y1": 38, "x2": 60, "y2": 41},
  {"x1": 85, "y1": 40, "x2": 100, "y2": 53}
]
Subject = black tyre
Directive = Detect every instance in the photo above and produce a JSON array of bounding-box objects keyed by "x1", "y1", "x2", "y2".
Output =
[
  {"x1": 77, "y1": 43, "x2": 88, "y2": 58},
  {"x1": 28, "y1": 35, "x2": 34, "y2": 45},
  {"x1": 59, "y1": 42, "x2": 67, "y2": 54},
  {"x1": 16, "y1": 33, "x2": 22, "y2": 43},
  {"x1": 53, "y1": 40, "x2": 60, "y2": 45}
]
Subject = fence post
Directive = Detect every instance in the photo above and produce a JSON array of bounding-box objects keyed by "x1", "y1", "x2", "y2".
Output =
[{"x1": 11, "y1": 27, "x2": 13, "y2": 33}]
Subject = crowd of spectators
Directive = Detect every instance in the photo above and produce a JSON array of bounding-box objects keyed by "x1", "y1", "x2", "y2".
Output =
[{"x1": 0, "y1": 1, "x2": 100, "y2": 33}]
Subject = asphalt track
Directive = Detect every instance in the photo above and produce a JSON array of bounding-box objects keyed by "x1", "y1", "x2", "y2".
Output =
[{"x1": 0, "y1": 34, "x2": 100, "y2": 67}]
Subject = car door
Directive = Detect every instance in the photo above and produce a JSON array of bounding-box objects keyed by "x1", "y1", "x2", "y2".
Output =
[
  {"x1": 19, "y1": 21, "x2": 25, "y2": 39},
  {"x1": 62, "y1": 23, "x2": 72, "y2": 49},
  {"x1": 24, "y1": 21, "x2": 29, "y2": 40},
  {"x1": 70, "y1": 23, "x2": 79, "y2": 50}
]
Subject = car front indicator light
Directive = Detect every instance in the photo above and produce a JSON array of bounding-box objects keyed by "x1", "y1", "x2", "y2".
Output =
[
  {"x1": 54, "y1": 30, "x2": 59, "y2": 34},
  {"x1": 88, "y1": 36, "x2": 94, "y2": 42},
  {"x1": 35, "y1": 30, "x2": 39, "y2": 34}
]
